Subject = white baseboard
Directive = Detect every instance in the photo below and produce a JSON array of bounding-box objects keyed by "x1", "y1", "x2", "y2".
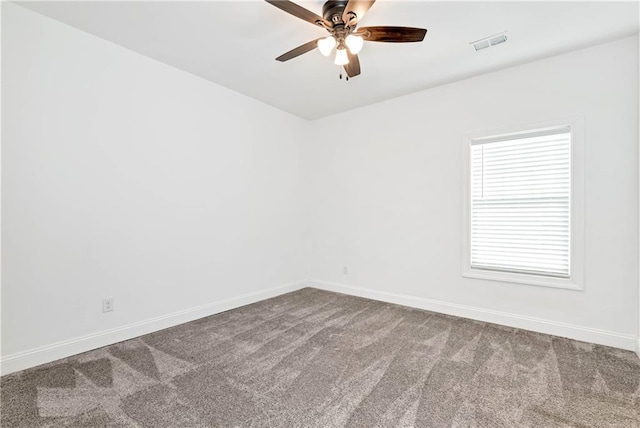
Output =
[
  {"x1": 310, "y1": 280, "x2": 638, "y2": 352},
  {"x1": 0, "y1": 281, "x2": 307, "y2": 376},
  {"x1": 3, "y1": 279, "x2": 637, "y2": 375}
]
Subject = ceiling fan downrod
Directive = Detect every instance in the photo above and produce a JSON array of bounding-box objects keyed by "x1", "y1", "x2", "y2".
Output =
[{"x1": 322, "y1": 1, "x2": 351, "y2": 25}]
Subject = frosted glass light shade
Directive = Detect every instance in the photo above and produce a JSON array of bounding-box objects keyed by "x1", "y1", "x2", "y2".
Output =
[
  {"x1": 317, "y1": 37, "x2": 337, "y2": 56},
  {"x1": 334, "y1": 47, "x2": 349, "y2": 65},
  {"x1": 345, "y1": 34, "x2": 364, "y2": 54}
]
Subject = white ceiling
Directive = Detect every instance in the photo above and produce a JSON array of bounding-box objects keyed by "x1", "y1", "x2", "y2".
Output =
[{"x1": 15, "y1": 1, "x2": 640, "y2": 119}]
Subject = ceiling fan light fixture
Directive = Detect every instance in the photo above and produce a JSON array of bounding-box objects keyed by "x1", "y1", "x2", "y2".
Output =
[
  {"x1": 345, "y1": 34, "x2": 364, "y2": 54},
  {"x1": 334, "y1": 47, "x2": 349, "y2": 65},
  {"x1": 317, "y1": 36, "x2": 337, "y2": 56}
]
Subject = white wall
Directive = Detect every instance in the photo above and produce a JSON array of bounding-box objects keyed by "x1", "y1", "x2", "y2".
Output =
[
  {"x1": 1, "y1": 3, "x2": 307, "y2": 370},
  {"x1": 306, "y1": 36, "x2": 639, "y2": 349},
  {"x1": 2, "y1": 3, "x2": 639, "y2": 374}
]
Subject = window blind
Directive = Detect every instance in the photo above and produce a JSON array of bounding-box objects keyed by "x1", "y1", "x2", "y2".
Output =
[{"x1": 470, "y1": 127, "x2": 571, "y2": 277}]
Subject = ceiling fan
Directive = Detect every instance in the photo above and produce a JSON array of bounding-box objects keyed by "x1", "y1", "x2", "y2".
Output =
[{"x1": 265, "y1": 0, "x2": 427, "y2": 79}]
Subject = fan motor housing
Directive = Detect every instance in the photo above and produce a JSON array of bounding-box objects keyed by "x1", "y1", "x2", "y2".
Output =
[{"x1": 322, "y1": 0, "x2": 348, "y2": 23}]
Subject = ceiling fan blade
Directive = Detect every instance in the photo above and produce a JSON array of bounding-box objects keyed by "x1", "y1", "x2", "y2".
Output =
[
  {"x1": 342, "y1": 0, "x2": 376, "y2": 25},
  {"x1": 344, "y1": 51, "x2": 361, "y2": 78},
  {"x1": 265, "y1": 1, "x2": 329, "y2": 28},
  {"x1": 357, "y1": 26, "x2": 427, "y2": 43},
  {"x1": 276, "y1": 39, "x2": 321, "y2": 62}
]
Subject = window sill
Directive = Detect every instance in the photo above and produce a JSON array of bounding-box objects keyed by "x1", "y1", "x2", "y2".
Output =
[{"x1": 462, "y1": 268, "x2": 583, "y2": 290}]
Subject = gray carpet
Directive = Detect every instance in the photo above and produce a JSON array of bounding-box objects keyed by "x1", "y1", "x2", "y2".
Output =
[{"x1": 2, "y1": 288, "x2": 639, "y2": 427}]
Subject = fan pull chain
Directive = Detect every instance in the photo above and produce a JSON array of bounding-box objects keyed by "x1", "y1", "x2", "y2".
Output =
[{"x1": 337, "y1": 67, "x2": 349, "y2": 82}]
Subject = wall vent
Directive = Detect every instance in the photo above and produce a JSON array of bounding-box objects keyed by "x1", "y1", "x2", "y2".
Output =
[{"x1": 471, "y1": 32, "x2": 508, "y2": 51}]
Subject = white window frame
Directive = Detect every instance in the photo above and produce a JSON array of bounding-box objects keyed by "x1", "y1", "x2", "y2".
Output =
[{"x1": 462, "y1": 117, "x2": 585, "y2": 290}]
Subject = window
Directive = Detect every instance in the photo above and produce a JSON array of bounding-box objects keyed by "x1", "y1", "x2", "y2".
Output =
[{"x1": 462, "y1": 120, "x2": 584, "y2": 289}]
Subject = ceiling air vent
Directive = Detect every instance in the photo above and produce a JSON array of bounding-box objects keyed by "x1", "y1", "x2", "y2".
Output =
[{"x1": 471, "y1": 32, "x2": 508, "y2": 51}]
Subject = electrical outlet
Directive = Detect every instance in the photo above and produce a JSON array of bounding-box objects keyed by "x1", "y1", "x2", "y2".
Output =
[
  {"x1": 103, "y1": 297, "x2": 114, "y2": 313},
  {"x1": 343, "y1": 266, "x2": 348, "y2": 275}
]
